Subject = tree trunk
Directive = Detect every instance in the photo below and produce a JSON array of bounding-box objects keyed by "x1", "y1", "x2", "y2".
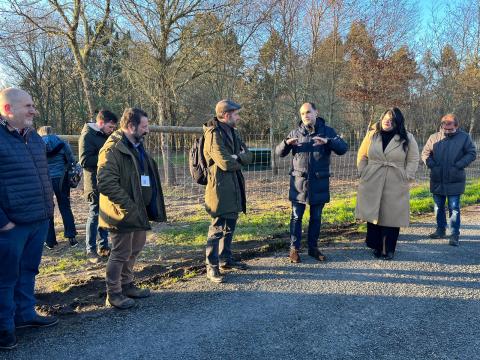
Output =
[
  {"x1": 157, "y1": 98, "x2": 176, "y2": 186},
  {"x1": 469, "y1": 95, "x2": 478, "y2": 134},
  {"x1": 70, "y1": 45, "x2": 96, "y2": 120}
]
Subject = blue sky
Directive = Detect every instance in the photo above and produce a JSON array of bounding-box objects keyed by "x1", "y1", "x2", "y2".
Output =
[{"x1": 0, "y1": 0, "x2": 462, "y2": 87}]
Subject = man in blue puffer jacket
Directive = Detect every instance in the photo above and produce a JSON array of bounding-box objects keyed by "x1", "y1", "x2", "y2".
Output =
[
  {"x1": 0, "y1": 88, "x2": 57, "y2": 350},
  {"x1": 38, "y1": 126, "x2": 78, "y2": 248},
  {"x1": 276, "y1": 102, "x2": 348, "y2": 263}
]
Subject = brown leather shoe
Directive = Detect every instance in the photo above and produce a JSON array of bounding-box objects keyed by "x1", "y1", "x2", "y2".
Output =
[
  {"x1": 289, "y1": 248, "x2": 301, "y2": 263},
  {"x1": 308, "y1": 248, "x2": 326, "y2": 261}
]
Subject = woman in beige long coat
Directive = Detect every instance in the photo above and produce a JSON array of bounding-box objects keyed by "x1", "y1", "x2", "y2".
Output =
[{"x1": 356, "y1": 108, "x2": 419, "y2": 260}]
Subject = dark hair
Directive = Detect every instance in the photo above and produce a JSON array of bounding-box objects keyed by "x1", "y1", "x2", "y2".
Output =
[
  {"x1": 120, "y1": 108, "x2": 148, "y2": 129},
  {"x1": 306, "y1": 102, "x2": 317, "y2": 110},
  {"x1": 376, "y1": 107, "x2": 409, "y2": 151},
  {"x1": 96, "y1": 109, "x2": 118, "y2": 124}
]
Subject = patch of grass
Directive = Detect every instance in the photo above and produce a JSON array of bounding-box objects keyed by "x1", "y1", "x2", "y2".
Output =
[
  {"x1": 151, "y1": 181, "x2": 480, "y2": 248},
  {"x1": 410, "y1": 181, "x2": 480, "y2": 214},
  {"x1": 50, "y1": 278, "x2": 72, "y2": 293},
  {"x1": 40, "y1": 251, "x2": 87, "y2": 275}
]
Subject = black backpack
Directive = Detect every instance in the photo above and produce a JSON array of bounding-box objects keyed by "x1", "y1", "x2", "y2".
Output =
[{"x1": 189, "y1": 135, "x2": 208, "y2": 185}]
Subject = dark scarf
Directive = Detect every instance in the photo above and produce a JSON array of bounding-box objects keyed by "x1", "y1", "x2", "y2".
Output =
[{"x1": 380, "y1": 129, "x2": 396, "y2": 152}]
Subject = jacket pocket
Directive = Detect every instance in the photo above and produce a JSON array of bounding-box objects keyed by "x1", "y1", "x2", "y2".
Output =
[{"x1": 448, "y1": 166, "x2": 465, "y2": 183}]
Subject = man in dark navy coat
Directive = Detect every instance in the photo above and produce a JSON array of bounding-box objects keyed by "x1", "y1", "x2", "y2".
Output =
[
  {"x1": 276, "y1": 102, "x2": 348, "y2": 263},
  {"x1": 0, "y1": 88, "x2": 57, "y2": 350}
]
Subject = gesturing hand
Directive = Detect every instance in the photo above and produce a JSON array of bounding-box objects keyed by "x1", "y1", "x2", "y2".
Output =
[
  {"x1": 0, "y1": 222, "x2": 15, "y2": 232},
  {"x1": 286, "y1": 137, "x2": 299, "y2": 146},
  {"x1": 313, "y1": 136, "x2": 328, "y2": 146}
]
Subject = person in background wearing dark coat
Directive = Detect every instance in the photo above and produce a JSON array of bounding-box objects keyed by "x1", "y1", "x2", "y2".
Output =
[
  {"x1": 276, "y1": 102, "x2": 348, "y2": 263},
  {"x1": 79, "y1": 109, "x2": 118, "y2": 263},
  {"x1": 0, "y1": 88, "x2": 57, "y2": 351},
  {"x1": 421, "y1": 114, "x2": 477, "y2": 246},
  {"x1": 38, "y1": 126, "x2": 78, "y2": 249}
]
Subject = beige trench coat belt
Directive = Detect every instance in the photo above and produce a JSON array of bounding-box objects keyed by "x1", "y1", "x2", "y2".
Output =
[{"x1": 368, "y1": 160, "x2": 403, "y2": 169}]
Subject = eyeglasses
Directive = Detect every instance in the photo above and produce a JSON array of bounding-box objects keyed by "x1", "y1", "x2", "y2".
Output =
[{"x1": 441, "y1": 121, "x2": 456, "y2": 127}]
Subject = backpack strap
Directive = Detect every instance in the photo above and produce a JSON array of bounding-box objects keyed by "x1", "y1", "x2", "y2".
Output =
[{"x1": 46, "y1": 142, "x2": 65, "y2": 158}]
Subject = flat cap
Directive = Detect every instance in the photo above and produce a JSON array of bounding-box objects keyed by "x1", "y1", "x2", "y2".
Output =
[{"x1": 215, "y1": 99, "x2": 241, "y2": 118}]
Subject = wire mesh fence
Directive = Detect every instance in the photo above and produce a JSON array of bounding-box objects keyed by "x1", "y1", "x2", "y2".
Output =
[
  {"x1": 142, "y1": 130, "x2": 480, "y2": 205},
  {"x1": 61, "y1": 129, "x2": 480, "y2": 208}
]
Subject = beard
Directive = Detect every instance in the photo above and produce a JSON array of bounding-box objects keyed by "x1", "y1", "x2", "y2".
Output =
[{"x1": 133, "y1": 131, "x2": 146, "y2": 143}]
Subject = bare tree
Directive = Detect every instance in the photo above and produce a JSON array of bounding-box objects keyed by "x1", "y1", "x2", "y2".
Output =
[
  {"x1": 118, "y1": 0, "x2": 274, "y2": 184},
  {"x1": 1, "y1": 0, "x2": 112, "y2": 118}
]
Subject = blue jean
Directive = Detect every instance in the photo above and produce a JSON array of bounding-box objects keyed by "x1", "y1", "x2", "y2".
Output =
[
  {"x1": 85, "y1": 191, "x2": 109, "y2": 253},
  {"x1": 290, "y1": 202, "x2": 325, "y2": 250},
  {"x1": 206, "y1": 217, "x2": 237, "y2": 268},
  {"x1": 46, "y1": 176, "x2": 77, "y2": 246},
  {"x1": 433, "y1": 194, "x2": 461, "y2": 236},
  {"x1": 0, "y1": 219, "x2": 49, "y2": 331}
]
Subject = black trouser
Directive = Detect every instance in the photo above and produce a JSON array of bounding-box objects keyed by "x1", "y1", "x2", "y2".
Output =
[{"x1": 365, "y1": 222, "x2": 400, "y2": 254}]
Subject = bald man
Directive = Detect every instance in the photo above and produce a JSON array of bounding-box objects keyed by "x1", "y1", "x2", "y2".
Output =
[
  {"x1": 0, "y1": 88, "x2": 57, "y2": 350},
  {"x1": 276, "y1": 102, "x2": 348, "y2": 263}
]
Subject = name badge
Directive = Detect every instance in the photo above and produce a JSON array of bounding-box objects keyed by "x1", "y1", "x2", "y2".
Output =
[{"x1": 141, "y1": 175, "x2": 151, "y2": 187}]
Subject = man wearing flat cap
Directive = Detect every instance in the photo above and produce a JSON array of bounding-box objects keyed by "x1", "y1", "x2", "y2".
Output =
[
  {"x1": 202, "y1": 100, "x2": 252, "y2": 283},
  {"x1": 421, "y1": 113, "x2": 476, "y2": 246}
]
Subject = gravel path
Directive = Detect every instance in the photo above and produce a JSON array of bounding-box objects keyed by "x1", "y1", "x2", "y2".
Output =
[{"x1": 3, "y1": 208, "x2": 480, "y2": 360}]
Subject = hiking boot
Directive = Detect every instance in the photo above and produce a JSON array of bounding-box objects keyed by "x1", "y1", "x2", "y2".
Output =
[
  {"x1": 86, "y1": 251, "x2": 101, "y2": 264},
  {"x1": 105, "y1": 293, "x2": 135, "y2": 309},
  {"x1": 206, "y1": 267, "x2": 224, "y2": 283},
  {"x1": 308, "y1": 248, "x2": 327, "y2": 262},
  {"x1": 220, "y1": 260, "x2": 248, "y2": 271},
  {"x1": 289, "y1": 248, "x2": 301, "y2": 263},
  {"x1": 0, "y1": 331, "x2": 17, "y2": 350},
  {"x1": 98, "y1": 247, "x2": 111, "y2": 258},
  {"x1": 15, "y1": 314, "x2": 58, "y2": 329},
  {"x1": 449, "y1": 234, "x2": 459, "y2": 247},
  {"x1": 68, "y1": 237, "x2": 79, "y2": 247},
  {"x1": 429, "y1": 229, "x2": 446, "y2": 239},
  {"x1": 122, "y1": 283, "x2": 150, "y2": 298}
]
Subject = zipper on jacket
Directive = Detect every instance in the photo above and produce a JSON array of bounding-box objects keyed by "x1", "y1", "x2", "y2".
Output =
[{"x1": 24, "y1": 135, "x2": 49, "y2": 219}]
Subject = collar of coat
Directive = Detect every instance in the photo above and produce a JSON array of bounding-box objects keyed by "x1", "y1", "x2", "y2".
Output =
[
  {"x1": 367, "y1": 129, "x2": 407, "y2": 155},
  {"x1": 203, "y1": 117, "x2": 239, "y2": 136},
  {"x1": 298, "y1": 117, "x2": 326, "y2": 136},
  {"x1": 104, "y1": 129, "x2": 142, "y2": 156}
]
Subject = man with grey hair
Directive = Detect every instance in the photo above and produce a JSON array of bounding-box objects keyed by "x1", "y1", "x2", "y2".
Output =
[
  {"x1": 202, "y1": 100, "x2": 252, "y2": 283},
  {"x1": 0, "y1": 88, "x2": 57, "y2": 350},
  {"x1": 422, "y1": 113, "x2": 477, "y2": 246}
]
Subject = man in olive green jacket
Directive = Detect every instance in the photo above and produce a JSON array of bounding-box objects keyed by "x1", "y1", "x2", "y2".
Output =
[
  {"x1": 97, "y1": 108, "x2": 166, "y2": 309},
  {"x1": 203, "y1": 100, "x2": 252, "y2": 283}
]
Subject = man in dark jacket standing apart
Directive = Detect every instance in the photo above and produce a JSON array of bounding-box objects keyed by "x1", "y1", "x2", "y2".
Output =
[
  {"x1": 203, "y1": 100, "x2": 252, "y2": 283},
  {"x1": 0, "y1": 88, "x2": 57, "y2": 350},
  {"x1": 79, "y1": 109, "x2": 118, "y2": 263},
  {"x1": 421, "y1": 114, "x2": 477, "y2": 246},
  {"x1": 276, "y1": 102, "x2": 348, "y2": 263},
  {"x1": 98, "y1": 108, "x2": 166, "y2": 309}
]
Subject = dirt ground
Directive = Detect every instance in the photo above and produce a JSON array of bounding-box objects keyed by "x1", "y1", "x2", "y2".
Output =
[{"x1": 38, "y1": 180, "x2": 363, "y2": 317}]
